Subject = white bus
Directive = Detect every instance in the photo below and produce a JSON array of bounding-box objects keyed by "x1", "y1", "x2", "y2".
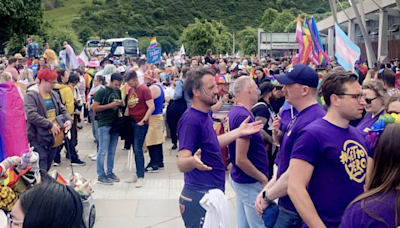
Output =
[{"x1": 83, "y1": 38, "x2": 139, "y2": 58}]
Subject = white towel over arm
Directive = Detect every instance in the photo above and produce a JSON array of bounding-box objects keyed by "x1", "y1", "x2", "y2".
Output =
[{"x1": 199, "y1": 189, "x2": 229, "y2": 228}]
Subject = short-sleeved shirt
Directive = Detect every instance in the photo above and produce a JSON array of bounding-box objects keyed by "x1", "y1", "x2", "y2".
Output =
[
  {"x1": 41, "y1": 92, "x2": 56, "y2": 122},
  {"x1": 178, "y1": 107, "x2": 225, "y2": 192},
  {"x1": 291, "y1": 119, "x2": 369, "y2": 228},
  {"x1": 252, "y1": 101, "x2": 274, "y2": 134},
  {"x1": 128, "y1": 84, "x2": 152, "y2": 123},
  {"x1": 339, "y1": 191, "x2": 397, "y2": 228},
  {"x1": 276, "y1": 104, "x2": 325, "y2": 212},
  {"x1": 355, "y1": 110, "x2": 384, "y2": 137},
  {"x1": 226, "y1": 105, "x2": 269, "y2": 183},
  {"x1": 94, "y1": 86, "x2": 121, "y2": 128}
]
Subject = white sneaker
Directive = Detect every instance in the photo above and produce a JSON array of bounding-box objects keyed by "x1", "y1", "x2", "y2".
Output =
[
  {"x1": 91, "y1": 156, "x2": 97, "y2": 161},
  {"x1": 89, "y1": 152, "x2": 97, "y2": 158},
  {"x1": 135, "y1": 178, "x2": 144, "y2": 188},
  {"x1": 125, "y1": 174, "x2": 138, "y2": 183},
  {"x1": 53, "y1": 163, "x2": 60, "y2": 166}
]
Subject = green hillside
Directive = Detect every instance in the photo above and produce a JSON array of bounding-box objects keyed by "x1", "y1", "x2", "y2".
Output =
[{"x1": 44, "y1": 0, "x2": 91, "y2": 27}]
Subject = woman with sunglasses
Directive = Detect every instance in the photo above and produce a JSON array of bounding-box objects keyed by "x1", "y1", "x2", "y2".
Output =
[
  {"x1": 387, "y1": 94, "x2": 400, "y2": 114},
  {"x1": 339, "y1": 123, "x2": 400, "y2": 228},
  {"x1": 356, "y1": 80, "x2": 388, "y2": 137}
]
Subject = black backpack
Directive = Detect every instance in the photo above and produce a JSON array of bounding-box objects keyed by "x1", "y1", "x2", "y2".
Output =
[{"x1": 167, "y1": 80, "x2": 187, "y2": 117}]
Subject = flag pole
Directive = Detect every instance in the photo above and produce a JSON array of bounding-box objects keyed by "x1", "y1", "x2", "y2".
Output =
[{"x1": 349, "y1": 0, "x2": 376, "y2": 67}]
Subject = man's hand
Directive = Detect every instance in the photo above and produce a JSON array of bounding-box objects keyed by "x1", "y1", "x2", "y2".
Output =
[
  {"x1": 50, "y1": 124, "x2": 60, "y2": 137},
  {"x1": 221, "y1": 94, "x2": 229, "y2": 103},
  {"x1": 255, "y1": 191, "x2": 269, "y2": 217},
  {"x1": 63, "y1": 120, "x2": 72, "y2": 131},
  {"x1": 238, "y1": 116, "x2": 264, "y2": 137},
  {"x1": 110, "y1": 101, "x2": 120, "y2": 108},
  {"x1": 193, "y1": 149, "x2": 212, "y2": 171},
  {"x1": 118, "y1": 100, "x2": 125, "y2": 107},
  {"x1": 272, "y1": 117, "x2": 281, "y2": 133}
]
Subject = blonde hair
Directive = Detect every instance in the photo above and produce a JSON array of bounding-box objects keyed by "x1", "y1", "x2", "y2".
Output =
[
  {"x1": 0, "y1": 72, "x2": 12, "y2": 83},
  {"x1": 19, "y1": 69, "x2": 34, "y2": 83},
  {"x1": 362, "y1": 80, "x2": 388, "y2": 106},
  {"x1": 44, "y1": 49, "x2": 57, "y2": 64},
  {"x1": 363, "y1": 69, "x2": 376, "y2": 85}
]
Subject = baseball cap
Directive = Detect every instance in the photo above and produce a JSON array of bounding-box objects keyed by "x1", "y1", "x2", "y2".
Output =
[
  {"x1": 258, "y1": 81, "x2": 275, "y2": 99},
  {"x1": 274, "y1": 64, "x2": 319, "y2": 88}
]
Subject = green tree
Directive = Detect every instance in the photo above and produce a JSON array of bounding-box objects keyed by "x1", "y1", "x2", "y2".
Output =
[
  {"x1": 138, "y1": 37, "x2": 152, "y2": 54},
  {"x1": 0, "y1": 0, "x2": 43, "y2": 54},
  {"x1": 77, "y1": 26, "x2": 98, "y2": 44},
  {"x1": 46, "y1": 27, "x2": 82, "y2": 54},
  {"x1": 180, "y1": 18, "x2": 232, "y2": 56},
  {"x1": 237, "y1": 27, "x2": 257, "y2": 56},
  {"x1": 270, "y1": 10, "x2": 296, "y2": 32},
  {"x1": 260, "y1": 8, "x2": 279, "y2": 32}
]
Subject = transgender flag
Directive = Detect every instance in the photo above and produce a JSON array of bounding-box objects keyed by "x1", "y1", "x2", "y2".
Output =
[
  {"x1": 335, "y1": 23, "x2": 360, "y2": 72},
  {"x1": 295, "y1": 15, "x2": 304, "y2": 65}
]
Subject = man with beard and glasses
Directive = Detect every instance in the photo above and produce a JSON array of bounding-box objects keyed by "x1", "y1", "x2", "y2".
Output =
[
  {"x1": 288, "y1": 69, "x2": 371, "y2": 228},
  {"x1": 255, "y1": 64, "x2": 326, "y2": 228},
  {"x1": 177, "y1": 67, "x2": 264, "y2": 228}
]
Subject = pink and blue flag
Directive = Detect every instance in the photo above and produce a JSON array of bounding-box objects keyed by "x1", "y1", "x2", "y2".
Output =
[
  {"x1": 65, "y1": 44, "x2": 79, "y2": 69},
  {"x1": 335, "y1": 23, "x2": 360, "y2": 72}
]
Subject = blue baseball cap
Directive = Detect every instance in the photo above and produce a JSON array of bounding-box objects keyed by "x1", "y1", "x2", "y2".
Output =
[{"x1": 274, "y1": 64, "x2": 319, "y2": 88}]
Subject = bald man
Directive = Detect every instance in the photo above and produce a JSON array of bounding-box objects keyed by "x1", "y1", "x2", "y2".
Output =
[
  {"x1": 219, "y1": 62, "x2": 228, "y2": 74},
  {"x1": 225, "y1": 76, "x2": 269, "y2": 228}
]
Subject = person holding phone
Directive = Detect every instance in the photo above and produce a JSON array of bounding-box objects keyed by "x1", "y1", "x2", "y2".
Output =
[{"x1": 92, "y1": 72, "x2": 125, "y2": 185}]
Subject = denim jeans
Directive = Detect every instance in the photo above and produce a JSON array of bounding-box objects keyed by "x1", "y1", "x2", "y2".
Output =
[
  {"x1": 273, "y1": 206, "x2": 303, "y2": 228},
  {"x1": 88, "y1": 110, "x2": 99, "y2": 152},
  {"x1": 229, "y1": 175, "x2": 265, "y2": 228},
  {"x1": 97, "y1": 126, "x2": 119, "y2": 177},
  {"x1": 131, "y1": 121, "x2": 149, "y2": 178},
  {"x1": 179, "y1": 188, "x2": 206, "y2": 228}
]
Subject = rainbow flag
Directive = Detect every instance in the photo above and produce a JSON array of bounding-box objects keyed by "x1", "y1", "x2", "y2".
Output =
[
  {"x1": 0, "y1": 82, "x2": 29, "y2": 160},
  {"x1": 0, "y1": 169, "x2": 17, "y2": 186},
  {"x1": 250, "y1": 68, "x2": 255, "y2": 78},
  {"x1": 162, "y1": 52, "x2": 168, "y2": 60},
  {"x1": 149, "y1": 36, "x2": 157, "y2": 49},
  {"x1": 49, "y1": 170, "x2": 67, "y2": 185},
  {"x1": 310, "y1": 17, "x2": 329, "y2": 66},
  {"x1": 302, "y1": 17, "x2": 314, "y2": 65}
]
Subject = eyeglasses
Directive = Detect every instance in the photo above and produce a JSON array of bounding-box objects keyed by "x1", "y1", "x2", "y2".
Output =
[
  {"x1": 7, "y1": 212, "x2": 23, "y2": 228},
  {"x1": 387, "y1": 110, "x2": 399, "y2": 115},
  {"x1": 336, "y1": 93, "x2": 366, "y2": 101},
  {"x1": 365, "y1": 97, "x2": 378, "y2": 104}
]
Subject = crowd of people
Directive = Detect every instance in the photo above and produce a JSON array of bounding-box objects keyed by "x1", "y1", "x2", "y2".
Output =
[{"x1": 1, "y1": 38, "x2": 400, "y2": 228}]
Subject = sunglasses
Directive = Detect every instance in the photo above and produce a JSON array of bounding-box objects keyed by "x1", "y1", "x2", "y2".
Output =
[
  {"x1": 387, "y1": 111, "x2": 399, "y2": 115},
  {"x1": 365, "y1": 97, "x2": 378, "y2": 104}
]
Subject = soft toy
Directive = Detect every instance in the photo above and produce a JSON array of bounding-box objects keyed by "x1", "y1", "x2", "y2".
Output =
[
  {"x1": 368, "y1": 113, "x2": 400, "y2": 147},
  {"x1": 19, "y1": 147, "x2": 38, "y2": 170}
]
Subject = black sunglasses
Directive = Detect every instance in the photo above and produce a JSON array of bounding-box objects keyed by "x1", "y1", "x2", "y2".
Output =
[
  {"x1": 365, "y1": 97, "x2": 378, "y2": 104},
  {"x1": 387, "y1": 111, "x2": 399, "y2": 115}
]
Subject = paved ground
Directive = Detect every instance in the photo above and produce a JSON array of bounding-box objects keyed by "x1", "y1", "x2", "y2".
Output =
[{"x1": 51, "y1": 122, "x2": 238, "y2": 228}]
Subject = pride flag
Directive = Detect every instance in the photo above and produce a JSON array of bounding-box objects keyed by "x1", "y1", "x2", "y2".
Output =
[
  {"x1": 310, "y1": 17, "x2": 329, "y2": 66},
  {"x1": 49, "y1": 170, "x2": 67, "y2": 185},
  {"x1": 335, "y1": 23, "x2": 360, "y2": 72},
  {"x1": 65, "y1": 44, "x2": 79, "y2": 69},
  {"x1": 0, "y1": 82, "x2": 29, "y2": 160},
  {"x1": 302, "y1": 17, "x2": 314, "y2": 65},
  {"x1": 149, "y1": 36, "x2": 157, "y2": 49},
  {"x1": 296, "y1": 15, "x2": 304, "y2": 65}
]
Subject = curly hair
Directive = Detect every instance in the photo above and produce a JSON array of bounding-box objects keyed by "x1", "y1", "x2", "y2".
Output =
[{"x1": 362, "y1": 80, "x2": 388, "y2": 105}]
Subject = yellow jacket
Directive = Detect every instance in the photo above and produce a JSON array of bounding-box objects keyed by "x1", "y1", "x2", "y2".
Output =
[{"x1": 54, "y1": 84, "x2": 74, "y2": 115}]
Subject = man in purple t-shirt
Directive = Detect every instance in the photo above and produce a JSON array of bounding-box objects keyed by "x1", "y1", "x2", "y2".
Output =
[
  {"x1": 288, "y1": 69, "x2": 371, "y2": 228},
  {"x1": 226, "y1": 76, "x2": 269, "y2": 227},
  {"x1": 177, "y1": 67, "x2": 263, "y2": 228},
  {"x1": 255, "y1": 64, "x2": 325, "y2": 228}
]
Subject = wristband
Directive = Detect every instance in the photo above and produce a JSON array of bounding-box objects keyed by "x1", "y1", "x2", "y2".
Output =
[
  {"x1": 263, "y1": 190, "x2": 273, "y2": 204},
  {"x1": 6, "y1": 157, "x2": 15, "y2": 167}
]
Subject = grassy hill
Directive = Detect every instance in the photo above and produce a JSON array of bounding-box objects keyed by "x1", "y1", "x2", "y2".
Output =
[{"x1": 44, "y1": 0, "x2": 91, "y2": 27}]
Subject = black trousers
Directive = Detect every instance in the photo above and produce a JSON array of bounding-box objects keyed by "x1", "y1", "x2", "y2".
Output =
[
  {"x1": 147, "y1": 144, "x2": 164, "y2": 168},
  {"x1": 31, "y1": 142, "x2": 58, "y2": 171},
  {"x1": 167, "y1": 113, "x2": 180, "y2": 145}
]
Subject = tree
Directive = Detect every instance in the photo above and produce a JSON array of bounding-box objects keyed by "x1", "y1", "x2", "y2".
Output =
[
  {"x1": 77, "y1": 26, "x2": 98, "y2": 44},
  {"x1": 138, "y1": 37, "x2": 152, "y2": 54},
  {"x1": 270, "y1": 10, "x2": 296, "y2": 32},
  {"x1": 180, "y1": 18, "x2": 232, "y2": 56},
  {"x1": 260, "y1": 8, "x2": 279, "y2": 32},
  {"x1": 0, "y1": 0, "x2": 43, "y2": 54},
  {"x1": 237, "y1": 27, "x2": 257, "y2": 56},
  {"x1": 46, "y1": 27, "x2": 82, "y2": 54}
]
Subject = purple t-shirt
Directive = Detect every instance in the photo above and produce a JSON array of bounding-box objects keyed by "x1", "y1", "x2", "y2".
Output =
[
  {"x1": 226, "y1": 105, "x2": 269, "y2": 184},
  {"x1": 291, "y1": 119, "x2": 370, "y2": 228},
  {"x1": 276, "y1": 104, "x2": 326, "y2": 212},
  {"x1": 275, "y1": 105, "x2": 298, "y2": 165},
  {"x1": 339, "y1": 191, "x2": 397, "y2": 228},
  {"x1": 356, "y1": 110, "x2": 384, "y2": 137},
  {"x1": 178, "y1": 107, "x2": 225, "y2": 192}
]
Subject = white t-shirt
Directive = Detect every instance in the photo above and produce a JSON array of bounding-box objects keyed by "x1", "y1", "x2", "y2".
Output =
[
  {"x1": 164, "y1": 87, "x2": 175, "y2": 99},
  {"x1": 136, "y1": 69, "x2": 144, "y2": 84}
]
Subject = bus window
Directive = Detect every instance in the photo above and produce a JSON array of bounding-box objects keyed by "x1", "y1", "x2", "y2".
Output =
[{"x1": 123, "y1": 40, "x2": 138, "y2": 47}]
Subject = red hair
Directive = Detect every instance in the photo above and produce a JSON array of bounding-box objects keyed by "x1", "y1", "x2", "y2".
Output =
[{"x1": 37, "y1": 69, "x2": 57, "y2": 81}]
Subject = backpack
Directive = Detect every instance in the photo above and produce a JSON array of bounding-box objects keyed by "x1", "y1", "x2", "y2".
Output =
[
  {"x1": 166, "y1": 80, "x2": 187, "y2": 118},
  {"x1": 53, "y1": 87, "x2": 66, "y2": 105}
]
